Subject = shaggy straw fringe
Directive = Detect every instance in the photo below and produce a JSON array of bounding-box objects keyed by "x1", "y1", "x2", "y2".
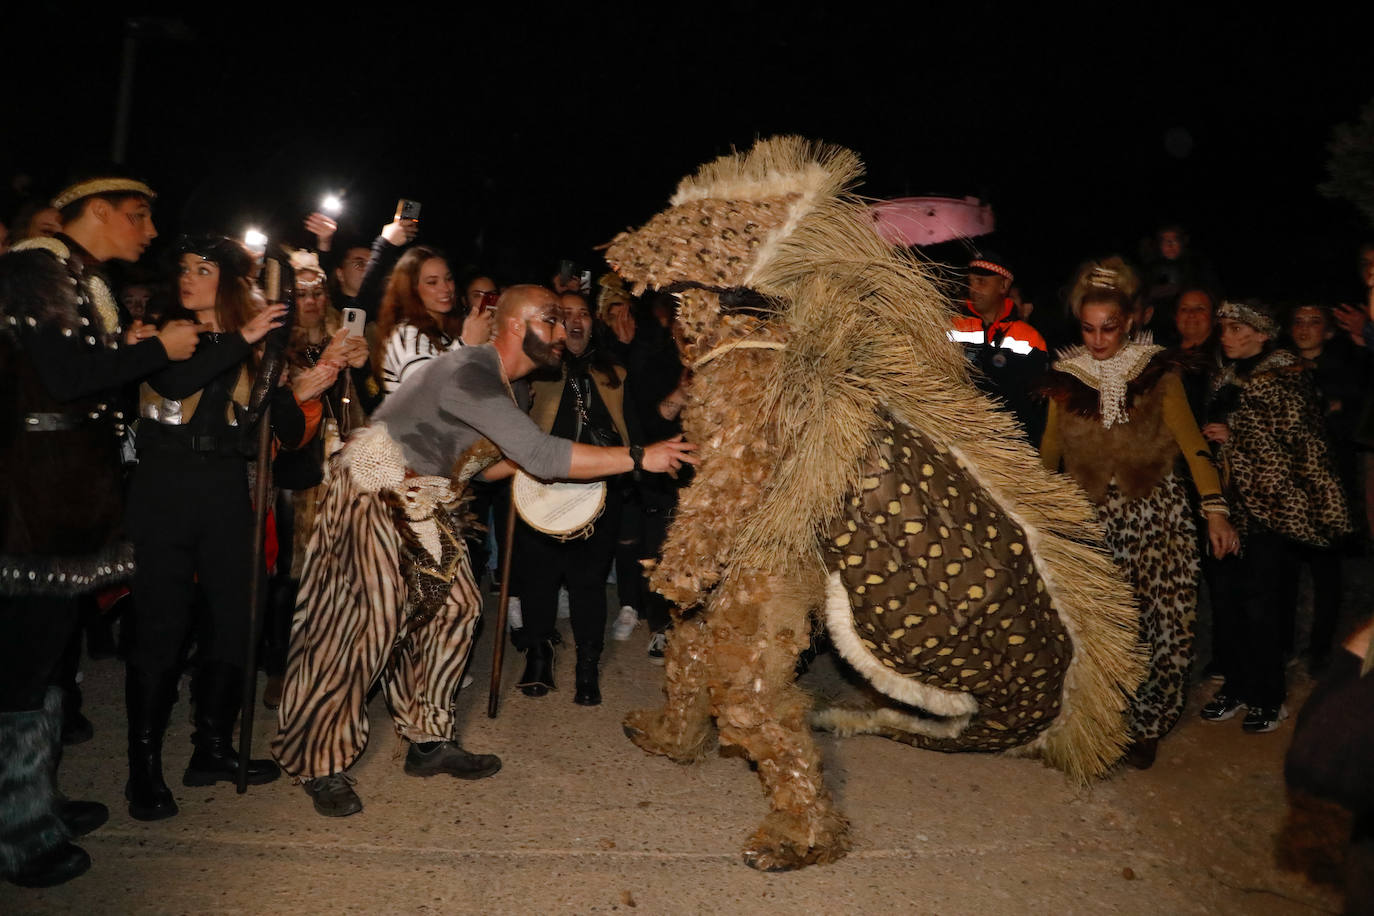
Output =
[{"x1": 661, "y1": 137, "x2": 1145, "y2": 782}]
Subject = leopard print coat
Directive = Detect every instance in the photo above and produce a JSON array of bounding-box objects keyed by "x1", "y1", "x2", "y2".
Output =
[{"x1": 1213, "y1": 349, "x2": 1353, "y2": 547}]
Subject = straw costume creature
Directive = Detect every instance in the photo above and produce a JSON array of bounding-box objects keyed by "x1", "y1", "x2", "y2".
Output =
[{"x1": 605, "y1": 137, "x2": 1145, "y2": 872}]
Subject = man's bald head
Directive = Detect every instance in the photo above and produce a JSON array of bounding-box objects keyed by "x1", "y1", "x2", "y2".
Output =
[{"x1": 494, "y1": 284, "x2": 558, "y2": 330}]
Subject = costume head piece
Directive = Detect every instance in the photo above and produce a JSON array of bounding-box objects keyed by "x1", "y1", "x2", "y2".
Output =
[
  {"x1": 174, "y1": 235, "x2": 253, "y2": 280},
  {"x1": 289, "y1": 248, "x2": 325, "y2": 285},
  {"x1": 597, "y1": 272, "x2": 631, "y2": 314},
  {"x1": 968, "y1": 252, "x2": 1013, "y2": 282},
  {"x1": 1217, "y1": 299, "x2": 1279, "y2": 338},
  {"x1": 52, "y1": 178, "x2": 156, "y2": 211},
  {"x1": 1068, "y1": 256, "x2": 1139, "y2": 318}
]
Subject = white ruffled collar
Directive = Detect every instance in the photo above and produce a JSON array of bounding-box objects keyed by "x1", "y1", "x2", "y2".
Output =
[{"x1": 1053, "y1": 338, "x2": 1163, "y2": 429}]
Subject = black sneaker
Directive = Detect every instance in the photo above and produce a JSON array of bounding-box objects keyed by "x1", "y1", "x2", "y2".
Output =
[
  {"x1": 1241, "y1": 705, "x2": 1288, "y2": 734},
  {"x1": 1200, "y1": 692, "x2": 1244, "y2": 721},
  {"x1": 404, "y1": 741, "x2": 501, "y2": 780},
  {"x1": 304, "y1": 773, "x2": 363, "y2": 817}
]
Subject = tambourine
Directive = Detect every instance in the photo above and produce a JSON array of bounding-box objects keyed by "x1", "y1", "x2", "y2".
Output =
[{"x1": 512, "y1": 471, "x2": 606, "y2": 540}]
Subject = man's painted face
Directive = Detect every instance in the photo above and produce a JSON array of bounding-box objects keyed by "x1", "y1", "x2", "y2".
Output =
[
  {"x1": 106, "y1": 198, "x2": 158, "y2": 262},
  {"x1": 521, "y1": 303, "x2": 566, "y2": 368}
]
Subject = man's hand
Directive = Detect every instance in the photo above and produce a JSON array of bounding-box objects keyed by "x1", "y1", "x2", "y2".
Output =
[
  {"x1": 304, "y1": 212, "x2": 337, "y2": 252},
  {"x1": 1334, "y1": 303, "x2": 1368, "y2": 346},
  {"x1": 641, "y1": 435, "x2": 699, "y2": 474},
  {"x1": 239, "y1": 303, "x2": 289, "y2": 345},
  {"x1": 381, "y1": 217, "x2": 419, "y2": 247},
  {"x1": 157, "y1": 320, "x2": 200, "y2": 360}
]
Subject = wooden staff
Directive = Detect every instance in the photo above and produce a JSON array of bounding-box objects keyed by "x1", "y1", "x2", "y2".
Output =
[
  {"x1": 487, "y1": 492, "x2": 518, "y2": 718},
  {"x1": 238, "y1": 412, "x2": 273, "y2": 793}
]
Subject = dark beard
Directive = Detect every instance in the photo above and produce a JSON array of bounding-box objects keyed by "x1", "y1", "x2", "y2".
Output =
[{"x1": 522, "y1": 324, "x2": 563, "y2": 369}]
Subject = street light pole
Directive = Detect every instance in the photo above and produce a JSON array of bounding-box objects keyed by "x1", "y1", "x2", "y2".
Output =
[{"x1": 111, "y1": 19, "x2": 140, "y2": 164}]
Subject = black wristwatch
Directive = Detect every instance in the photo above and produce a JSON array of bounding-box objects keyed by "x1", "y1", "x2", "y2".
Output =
[{"x1": 629, "y1": 444, "x2": 645, "y2": 479}]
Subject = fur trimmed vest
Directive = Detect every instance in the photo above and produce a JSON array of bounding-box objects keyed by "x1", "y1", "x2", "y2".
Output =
[
  {"x1": 0, "y1": 239, "x2": 166, "y2": 595},
  {"x1": 1040, "y1": 350, "x2": 1188, "y2": 504}
]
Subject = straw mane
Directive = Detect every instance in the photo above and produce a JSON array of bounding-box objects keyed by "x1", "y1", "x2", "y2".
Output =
[{"x1": 620, "y1": 136, "x2": 1144, "y2": 782}]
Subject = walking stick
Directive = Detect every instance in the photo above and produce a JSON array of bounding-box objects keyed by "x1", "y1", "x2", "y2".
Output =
[
  {"x1": 487, "y1": 491, "x2": 518, "y2": 718},
  {"x1": 238, "y1": 412, "x2": 273, "y2": 793},
  {"x1": 237, "y1": 253, "x2": 294, "y2": 793}
]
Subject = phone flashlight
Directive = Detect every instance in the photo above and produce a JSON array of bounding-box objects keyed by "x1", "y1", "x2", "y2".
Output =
[
  {"x1": 244, "y1": 228, "x2": 268, "y2": 256},
  {"x1": 321, "y1": 194, "x2": 343, "y2": 215}
]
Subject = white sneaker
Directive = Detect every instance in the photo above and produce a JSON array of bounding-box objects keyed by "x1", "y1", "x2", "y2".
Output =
[
  {"x1": 507, "y1": 596, "x2": 523, "y2": 630},
  {"x1": 557, "y1": 586, "x2": 570, "y2": 620},
  {"x1": 612, "y1": 606, "x2": 639, "y2": 641},
  {"x1": 647, "y1": 631, "x2": 667, "y2": 665}
]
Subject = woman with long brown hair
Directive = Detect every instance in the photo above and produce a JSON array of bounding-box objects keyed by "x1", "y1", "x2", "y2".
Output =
[
  {"x1": 376, "y1": 245, "x2": 464, "y2": 393},
  {"x1": 123, "y1": 236, "x2": 341, "y2": 822}
]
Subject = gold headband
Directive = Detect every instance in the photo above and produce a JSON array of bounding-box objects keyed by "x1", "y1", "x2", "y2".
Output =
[
  {"x1": 51, "y1": 178, "x2": 156, "y2": 210},
  {"x1": 1217, "y1": 300, "x2": 1278, "y2": 338}
]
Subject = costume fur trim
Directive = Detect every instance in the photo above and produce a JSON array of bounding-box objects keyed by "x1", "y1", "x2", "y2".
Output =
[
  {"x1": 0, "y1": 689, "x2": 71, "y2": 874},
  {"x1": 811, "y1": 704, "x2": 973, "y2": 741},
  {"x1": 821, "y1": 571, "x2": 979, "y2": 721}
]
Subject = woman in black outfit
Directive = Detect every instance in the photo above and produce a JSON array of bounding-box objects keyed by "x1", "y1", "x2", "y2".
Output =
[{"x1": 123, "y1": 237, "x2": 339, "y2": 820}]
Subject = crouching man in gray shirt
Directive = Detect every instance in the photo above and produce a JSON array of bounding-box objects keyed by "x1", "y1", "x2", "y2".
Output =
[{"x1": 272, "y1": 285, "x2": 696, "y2": 817}]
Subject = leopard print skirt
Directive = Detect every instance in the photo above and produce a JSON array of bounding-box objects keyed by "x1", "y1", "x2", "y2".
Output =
[{"x1": 1097, "y1": 471, "x2": 1200, "y2": 740}]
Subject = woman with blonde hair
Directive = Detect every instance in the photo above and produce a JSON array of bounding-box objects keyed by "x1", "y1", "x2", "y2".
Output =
[{"x1": 1039, "y1": 257, "x2": 1238, "y2": 768}]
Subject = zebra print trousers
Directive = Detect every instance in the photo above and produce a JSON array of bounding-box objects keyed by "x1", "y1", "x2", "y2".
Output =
[{"x1": 271, "y1": 451, "x2": 480, "y2": 781}]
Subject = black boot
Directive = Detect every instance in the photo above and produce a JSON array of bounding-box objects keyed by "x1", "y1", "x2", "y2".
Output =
[
  {"x1": 573, "y1": 647, "x2": 601, "y2": 707},
  {"x1": 125, "y1": 666, "x2": 179, "y2": 821},
  {"x1": 1, "y1": 689, "x2": 89, "y2": 888},
  {"x1": 516, "y1": 639, "x2": 555, "y2": 697},
  {"x1": 183, "y1": 662, "x2": 280, "y2": 787}
]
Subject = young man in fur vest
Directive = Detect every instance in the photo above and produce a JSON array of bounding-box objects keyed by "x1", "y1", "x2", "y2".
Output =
[{"x1": 0, "y1": 172, "x2": 198, "y2": 888}]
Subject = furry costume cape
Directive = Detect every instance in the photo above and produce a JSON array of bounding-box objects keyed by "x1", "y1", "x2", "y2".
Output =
[{"x1": 609, "y1": 137, "x2": 1144, "y2": 782}]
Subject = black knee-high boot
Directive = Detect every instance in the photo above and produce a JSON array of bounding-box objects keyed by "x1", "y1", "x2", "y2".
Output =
[
  {"x1": 517, "y1": 639, "x2": 556, "y2": 697},
  {"x1": 182, "y1": 662, "x2": 280, "y2": 787},
  {"x1": 0, "y1": 689, "x2": 88, "y2": 887},
  {"x1": 573, "y1": 643, "x2": 602, "y2": 707},
  {"x1": 125, "y1": 666, "x2": 179, "y2": 821}
]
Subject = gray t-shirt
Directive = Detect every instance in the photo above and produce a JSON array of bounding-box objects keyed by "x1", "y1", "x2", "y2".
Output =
[{"x1": 371, "y1": 344, "x2": 573, "y2": 479}]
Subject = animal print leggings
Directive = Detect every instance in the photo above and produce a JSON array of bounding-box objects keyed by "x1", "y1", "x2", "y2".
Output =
[
  {"x1": 271, "y1": 455, "x2": 481, "y2": 780},
  {"x1": 1096, "y1": 473, "x2": 1200, "y2": 741}
]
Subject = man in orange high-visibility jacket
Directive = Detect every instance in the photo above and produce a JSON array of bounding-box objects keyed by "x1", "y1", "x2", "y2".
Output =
[{"x1": 946, "y1": 252, "x2": 1048, "y2": 444}]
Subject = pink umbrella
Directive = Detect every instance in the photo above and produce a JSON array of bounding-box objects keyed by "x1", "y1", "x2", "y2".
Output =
[{"x1": 870, "y1": 196, "x2": 995, "y2": 247}]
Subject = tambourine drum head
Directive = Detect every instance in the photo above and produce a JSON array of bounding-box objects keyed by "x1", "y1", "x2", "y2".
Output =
[{"x1": 512, "y1": 472, "x2": 606, "y2": 539}]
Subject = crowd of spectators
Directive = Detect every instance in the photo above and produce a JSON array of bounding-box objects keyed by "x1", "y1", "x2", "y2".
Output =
[{"x1": 1, "y1": 175, "x2": 1370, "y2": 903}]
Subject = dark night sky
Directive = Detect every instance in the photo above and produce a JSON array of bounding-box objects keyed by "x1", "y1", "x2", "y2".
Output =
[{"x1": 4, "y1": 5, "x2": 1372, "y2": 306}]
